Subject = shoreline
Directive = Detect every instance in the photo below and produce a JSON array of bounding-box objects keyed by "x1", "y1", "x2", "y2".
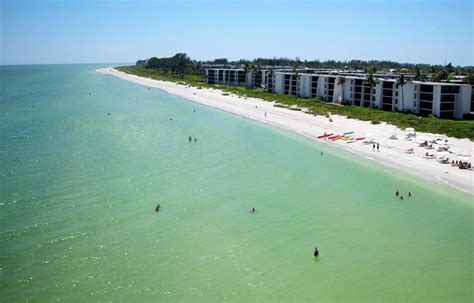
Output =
[{"x1": 96, "y1": 67, "x2": 473, "y2": 196}]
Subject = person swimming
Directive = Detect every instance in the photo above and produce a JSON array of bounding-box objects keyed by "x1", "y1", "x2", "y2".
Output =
[
  {"x1": 155, "y1": 203, "x2": 161, "y2": 212},
  {"x1": 400, "y1": 196, "x2": 404, "y2": 200},
  {"x1": 314, "y1": 246, "x2": 319, "y2": 258},
  {"x1": 251, "y1": 207, "x2": 256, "y2": 213}
]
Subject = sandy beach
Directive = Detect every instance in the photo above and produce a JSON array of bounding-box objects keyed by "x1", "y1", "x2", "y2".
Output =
[{"x1": 97, "y1": 67, "x2": 473, "y2": 195}]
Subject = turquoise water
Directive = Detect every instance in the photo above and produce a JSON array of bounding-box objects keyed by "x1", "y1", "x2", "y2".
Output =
[{"x1": 0, "y1": 65, "x2": 472, "y2": 302}]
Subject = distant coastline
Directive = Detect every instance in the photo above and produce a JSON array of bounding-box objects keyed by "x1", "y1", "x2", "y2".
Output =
[{"x1": 97, "y1": 67, "x2": 473, "y2": 195}]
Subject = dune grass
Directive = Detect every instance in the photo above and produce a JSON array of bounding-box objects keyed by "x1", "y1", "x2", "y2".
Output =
[{"x1": 116, "y1": 65, "x2": 474, "y2": 140}]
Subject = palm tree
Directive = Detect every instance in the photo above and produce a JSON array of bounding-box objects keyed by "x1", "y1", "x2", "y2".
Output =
[
  {"x1": 414, "y1": 68, "x2": 421, "y2": 81},
  {"x1": 266, "y1": 69, "x2": 275, "y2": 92},
  {"x1": 243, "y1": 63, "x2": 249, "y2": 74},
  {"x1": 396, "y1": 74, "x2": 407, "y2": 111},
  {"x1": 337, "y1": 76, "x2": 347, "y2": 103},
  {"x1": 364, "y1": 73, "x2": 378, "y2": 108}
]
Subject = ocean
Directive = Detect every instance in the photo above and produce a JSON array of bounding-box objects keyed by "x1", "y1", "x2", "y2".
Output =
[{"x1": 0, "y1": 64, "x2": 472, "y2": 302}]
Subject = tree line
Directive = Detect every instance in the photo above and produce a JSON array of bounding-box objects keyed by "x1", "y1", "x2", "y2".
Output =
[
  {"x1": 137, "y1": 54, "x2": 473, "y2": 84},
  {"x1": 139, "y1": 53, "x2": 202, "y2": 78}
]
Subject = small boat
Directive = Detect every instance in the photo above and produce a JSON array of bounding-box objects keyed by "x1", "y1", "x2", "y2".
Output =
[
  {"x1": 343, "y1": 131, "x2": 354, "y2": 135},
  {"x1": 355, "y1": 137, "x2": 366, "y2": 141},
  {"x1": 317, "y1": 133, "x2": 333, "y2": 139}
]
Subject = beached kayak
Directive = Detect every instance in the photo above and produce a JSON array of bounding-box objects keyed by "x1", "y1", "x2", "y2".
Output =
[{"x1": 317, "y1": 133, "x2": 333, "y2": 139}]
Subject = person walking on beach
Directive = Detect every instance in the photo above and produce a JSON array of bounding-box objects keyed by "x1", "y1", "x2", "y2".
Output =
[
  {"x1": 314, "y1": 246, "x2": 319, "y2": 258},
  {"x1": 377, "y1": 143, "x2": 380, "y2": 152},
  {"x1": 372, "y1": 144, "x2": 375, "y2": 151}
]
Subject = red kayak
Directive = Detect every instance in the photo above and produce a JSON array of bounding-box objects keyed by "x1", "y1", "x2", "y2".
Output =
[
  {"x1": 328, "y1": 135, "x2": 341, "y2": 139},
  {"x1": 317, "y1": 133, "x2": 334, "y2": 139},
  {"x1": 355, "y1": 137, "x2": 366, "y2": 140}
]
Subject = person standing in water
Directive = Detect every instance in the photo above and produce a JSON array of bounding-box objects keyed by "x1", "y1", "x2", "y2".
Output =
[
  {"x1": 251, "y1": 207, "x2": 256, "y2": 213},
  {"x1": 396, "y1": 189, "x2": 399, "y2": 197},
  {"x1": 314, "y1": 246, "x2": 319, "y2": 258},
  {"x1": 188, "y1": 136, "x2": 192, "y2": 142}
]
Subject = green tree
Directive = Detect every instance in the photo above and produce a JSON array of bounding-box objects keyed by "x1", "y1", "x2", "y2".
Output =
[
  {"x1": 337, "y1": 76, "x2": 347, "y2": 102},
  {"x1": 146, "y1": 57, "x2": 160, "y2": 70},
  {"x1": 463, "y1": 73, "x2": 474, "y2": 84},
  {"x1": 243, "y1": 63, "x2": 249, "y2": 74},
  {"x1": 172, "y1": 53, "x2": 191, "y2": 78},
  {"x1": 396, "y1": 74, "x2": 407, "y2": 111},
  {"x1": 414, "y1": 68, "x2": 421, "y2": 81},
  {"x1": 364, "y1": 73, "x2": 378, "y2": 108}
]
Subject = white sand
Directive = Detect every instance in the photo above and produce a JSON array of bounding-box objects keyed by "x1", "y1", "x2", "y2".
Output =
[{"x1": 97, "y1": 67, "x2": 473, "y2": 195}]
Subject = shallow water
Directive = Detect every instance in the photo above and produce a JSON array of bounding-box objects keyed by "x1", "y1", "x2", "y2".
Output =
[{"x1": 0, "y1": 65, "x2": 472, "y2": 302}]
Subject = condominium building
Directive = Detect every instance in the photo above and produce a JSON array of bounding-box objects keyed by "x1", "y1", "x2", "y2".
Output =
[
  {"x1": 205, "y1": 68, "x2": 473, "y2": 119},
  {"x1": 206, "y1": 69, "x2": 247, "y2": 86}
]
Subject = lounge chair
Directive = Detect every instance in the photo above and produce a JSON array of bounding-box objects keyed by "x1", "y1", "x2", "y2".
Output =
[{"x1": 423, "y1": 153, "x2": 436, "y2": 159}]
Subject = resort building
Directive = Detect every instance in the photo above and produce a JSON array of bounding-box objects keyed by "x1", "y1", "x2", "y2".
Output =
[
  {"x1": 206, "y1": 68, "x2": 473, "y2": 120},
  {"x1": 206, "y1": 69, "x2": 247, "y2": 86}
]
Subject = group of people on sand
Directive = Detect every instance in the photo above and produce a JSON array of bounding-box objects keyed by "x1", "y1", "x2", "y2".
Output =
[
  {"x1": 451, "y1": 160, "x2": 471, "y2": 169},
  {"x1": 395, "y1": 189, "x2": 411, "y2": 200}
]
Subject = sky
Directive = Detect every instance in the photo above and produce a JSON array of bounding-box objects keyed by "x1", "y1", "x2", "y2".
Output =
[{"x1": 1, "y1": 0, "x2": 473, "y2": 66}]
